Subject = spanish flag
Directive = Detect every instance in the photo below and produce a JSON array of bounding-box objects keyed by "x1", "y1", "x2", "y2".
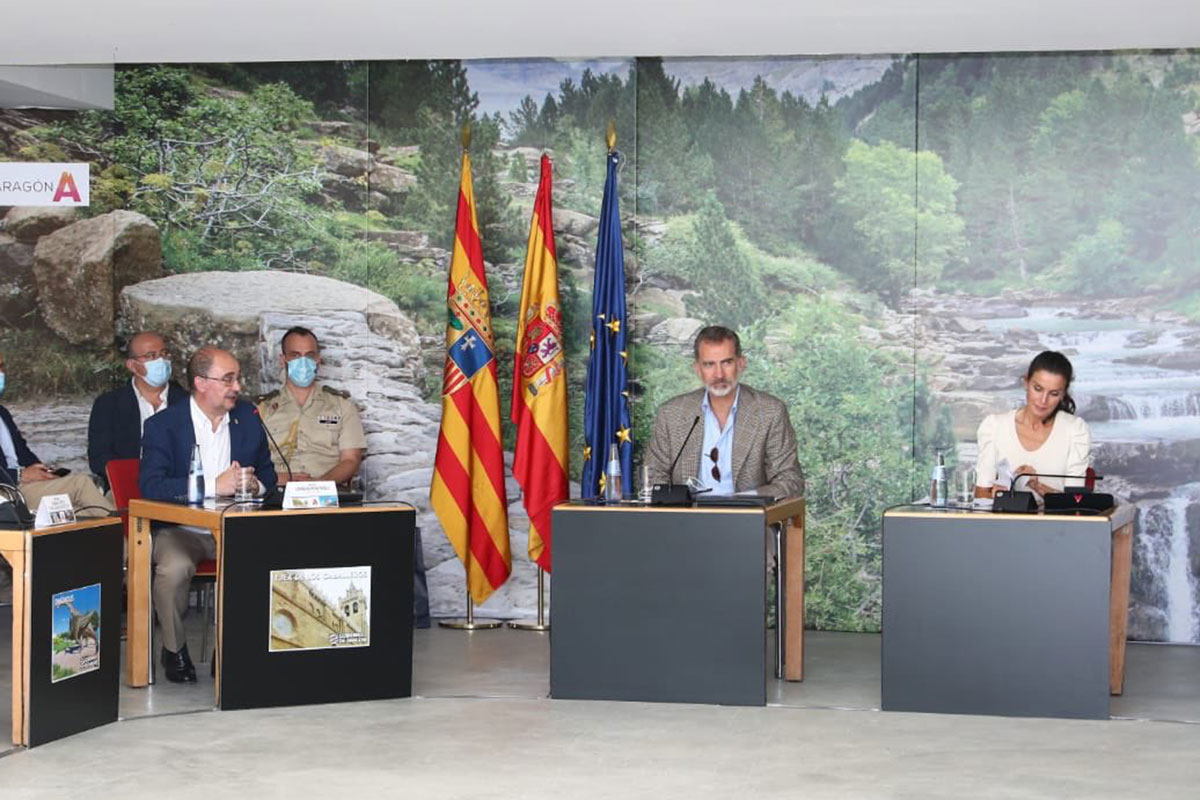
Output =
[
  {"x1": 430, "y1": 147, "x2": 511, "y2": 606},
  {"x1": 512, "y1": 154, "x2": 569, "y2": 571}
]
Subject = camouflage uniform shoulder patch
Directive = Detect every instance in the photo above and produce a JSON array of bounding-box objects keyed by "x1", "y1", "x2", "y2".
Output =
[{"x1": 321, "y1": 385, "x2": 351, "y2": 399}]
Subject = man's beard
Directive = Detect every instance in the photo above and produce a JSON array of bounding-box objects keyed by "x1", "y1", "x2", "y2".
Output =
[{"x1": 707, "y1": 380, "x2": 736, "y2": 398}]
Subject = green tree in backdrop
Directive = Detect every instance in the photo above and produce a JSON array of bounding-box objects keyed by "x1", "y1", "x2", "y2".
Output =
[{"x1": 833, "y1": 140, "x2": 965, "y2": 303}]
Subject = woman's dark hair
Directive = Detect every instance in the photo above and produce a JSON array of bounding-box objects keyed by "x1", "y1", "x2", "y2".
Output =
[{"x1": 1025, "y1": 350, "x2": 1075, "y2": 416}]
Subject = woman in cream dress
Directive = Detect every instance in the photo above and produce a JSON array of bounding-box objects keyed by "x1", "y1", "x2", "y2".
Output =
[{"x1": 975, "y1": 351, "x2": 1092, "y2": 498}]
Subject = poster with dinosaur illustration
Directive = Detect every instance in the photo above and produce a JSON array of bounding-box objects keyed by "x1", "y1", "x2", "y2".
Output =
[{"x1": 51, "y1": 583, "x2": 102, "y2": 683}]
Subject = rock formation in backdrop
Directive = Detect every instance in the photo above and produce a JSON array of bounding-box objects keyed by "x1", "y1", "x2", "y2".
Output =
[{"x1": 32, "y1": 209, "x2": 162, "y2": 346}]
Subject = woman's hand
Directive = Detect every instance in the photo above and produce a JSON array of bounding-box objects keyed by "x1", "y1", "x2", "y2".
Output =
[{"x1": 1013, "y1": 464, "x2": 1050, "y2": 495}]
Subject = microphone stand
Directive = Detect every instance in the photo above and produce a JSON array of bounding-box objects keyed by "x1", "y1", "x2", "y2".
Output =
[
  {"x1": 508, "y1": 567, "x2": 549, "y2": 632},
  {"x1": 994, "y1": 471, "x2": 1104, "y2": 514},
  {"x1": 651, "y1": 416, "x2": 700, "y2": 506},
  {"x1": 252, "y1": 407, "x2": 292, "y2": 507}
]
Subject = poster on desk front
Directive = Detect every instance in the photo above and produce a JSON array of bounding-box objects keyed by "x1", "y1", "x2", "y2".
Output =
[
  {"x1": 269, "y1": 567, "x2": 371, "y2": 651},
  {"x1": 51, "y1": 583, "x2": 102, "y2": 682}
]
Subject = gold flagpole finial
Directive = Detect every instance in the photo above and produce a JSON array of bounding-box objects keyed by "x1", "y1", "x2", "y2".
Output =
[
  {"x1": 461, "y1": 122, "x2": 472, "y2": 152},
  {"x1": 606, "y1": 119, "x2": 617, "y2": 152}
]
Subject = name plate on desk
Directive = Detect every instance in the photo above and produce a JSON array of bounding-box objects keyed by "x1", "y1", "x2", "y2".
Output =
[
  {"x1": 281, "y1": 481, "x2": 339, "y2": 509},
  {"x1": 35, "y1": 493, "x2": 76, "y2": 528}
]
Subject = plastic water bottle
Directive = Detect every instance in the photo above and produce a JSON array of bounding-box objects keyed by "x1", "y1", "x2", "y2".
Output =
[
  {"x1": 187, "y1": 443, "x2": 205, "y2": 504},
  {"x1": 931, "y1": 450, "x2": 947, "y2": 508},
  {"x1": 604, "y1": 443, "x2": 623, "y2": 503}
]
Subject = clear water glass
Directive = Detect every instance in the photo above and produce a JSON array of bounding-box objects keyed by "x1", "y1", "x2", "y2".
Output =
[
  {"x1": 234, "y1": 466, "x2": 257, "y2": 502},
  {"x1": 638, "y1": 465, "x2": 653, "y2": 504},
  {"x1": 958, "y1": 467, "x2": 977, "y2": 506}
]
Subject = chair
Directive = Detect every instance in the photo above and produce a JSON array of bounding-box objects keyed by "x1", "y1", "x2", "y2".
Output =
[
  {"x1": 106, "y1": 458, "x2": 218, "y2": 663},
  {"x1": 105, "y1": 458, "x2": 140, "y2": 530}
]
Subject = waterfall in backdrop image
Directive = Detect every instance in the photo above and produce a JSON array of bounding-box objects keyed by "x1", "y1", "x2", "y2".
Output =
[{"x1": 1137, "y1": 486, "x2": 1200, "y2": 643}]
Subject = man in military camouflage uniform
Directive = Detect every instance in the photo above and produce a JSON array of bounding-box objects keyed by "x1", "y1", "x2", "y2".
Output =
[
  {"x1": 256, "y1": 326, "x2": 366, "y2": 485},
  {"x1": 256, "y1": 326, "x2": 432, "y2": 627}
]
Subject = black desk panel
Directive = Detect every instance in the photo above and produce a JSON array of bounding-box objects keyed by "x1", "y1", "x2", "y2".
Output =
[
  {"x1": 219, "y1": 507, "x2": 414, "y2": 711},
  {"x1": 552, "y1": 504, "x2": 767, "y2": 707},
  {"x1": 882, "y1": 508, "x2": 1112, "y2": 720},
  {"x1": 27, "y1": 521, "x2": 123, "y2": 746}
]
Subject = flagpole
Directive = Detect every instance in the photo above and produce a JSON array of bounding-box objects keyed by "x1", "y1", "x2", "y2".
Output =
[
  {"x1": 438, "y1": 569, "x2": 503, "y2": 630},
  {"x1": 438, "y1": 494, "x2": 502, "y2": 630},
  {"x1": 437, "y1": 120, "x2": 503, "y2": 632},
  {"x1": 507, "y1": 567, "x2": 549, "y2": 631}
]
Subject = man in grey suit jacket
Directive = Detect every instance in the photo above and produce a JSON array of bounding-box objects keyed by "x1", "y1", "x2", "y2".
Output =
[{"x1": 645, "y1": 326, "x2": 804, "y2": 500}]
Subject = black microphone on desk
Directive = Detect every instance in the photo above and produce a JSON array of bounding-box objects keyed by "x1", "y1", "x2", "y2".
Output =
[
  {"x1": 651, "y1": 415, "x2": 700, "y2": 506},
  {"x1": 252, "y1": 406, "x2": 291, "y2": 508},
  {"x1": 996, "y1": 471, "x2": 1110, "y2": 514},
  {"x1": 1013, "y1": 470, "x2": 1112, "y2": 514},
  {"x1": 0, "y1": 473, "x2": 33, "y2": 528}
]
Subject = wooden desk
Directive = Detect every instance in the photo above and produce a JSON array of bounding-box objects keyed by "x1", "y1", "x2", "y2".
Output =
[
  {"x1": 126, "y1": 498, "x2": 414, "y2": 709},
  {"x1": 1108, "y1": 507, "x2": 1136, "y2": 695},
  {"x1": 767, "y1": 497, "x2": 806, "y2": 681},
  {"x1": 126, "y1": 498, "x2": 222, "y2": 689},
  {"x1": 1, "y1": 516, "x2": 122, "y2": 747}
]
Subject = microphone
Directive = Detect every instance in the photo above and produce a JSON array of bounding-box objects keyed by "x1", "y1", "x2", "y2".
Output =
[
  {"x1": 1010, "y1": 471, "x2": 1103, "y2": 491},
  {"x1": 0, "y1": 481, "x2": 34, "y2": 528},
  {"x1": 252, "y1": 406, "x2": 292, "y2": 508},
  {"x1": 251, "y1": 406, "x2": 293, "y2": 483},
  {"x1": 996, "y1": 471, "x2": 1109, "y2": 515},
  {"x1": 651, "y1": 415, "x2": 700, "y2": 506}
]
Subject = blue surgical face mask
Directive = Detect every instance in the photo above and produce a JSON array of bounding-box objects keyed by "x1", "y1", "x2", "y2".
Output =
[
  {"x1": 142, "y1": 358, "x2": 172, "y2": 388},
  {"x1": 0, "y1": 372, "x2": 6, "y2": 397},
  {"x1": 286, "y1": 356, "x2": 317, "y2": 388}
]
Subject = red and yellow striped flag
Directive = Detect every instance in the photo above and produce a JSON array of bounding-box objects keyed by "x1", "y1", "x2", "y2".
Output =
[
  {"x1": 430, "y1": 148, "x2": 511, "y2": 605},
  {"x1": 511, "y1": 154, "x2": 569, "y2": 571}
]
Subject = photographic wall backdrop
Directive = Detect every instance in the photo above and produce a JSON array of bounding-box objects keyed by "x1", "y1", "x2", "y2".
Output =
[{"x1": 1, "y1": 52, "x2": 1199, "y2": 641}]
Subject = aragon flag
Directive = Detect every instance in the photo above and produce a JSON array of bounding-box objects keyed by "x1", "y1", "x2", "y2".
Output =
[
  {"x1": 581, "y1": 146, "x2": 633, "y2": 498},
  {"x1": 511, "y1": 154, "x2": 569, "y2": 571},
  {"x1": 430, "y1": 144, "x2": 511, "y2": 606}
]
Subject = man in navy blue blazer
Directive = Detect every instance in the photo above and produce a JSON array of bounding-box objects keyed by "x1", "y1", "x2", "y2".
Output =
[
  {"x1": 87, "y1": 331, "x2": 188, "y2": 491},
  {"x1": 140, "y1": 345, "x2": 277, "y2": 681},
  {"x1": 0, "y1": 351, "x2": 114, "y2": 515}
]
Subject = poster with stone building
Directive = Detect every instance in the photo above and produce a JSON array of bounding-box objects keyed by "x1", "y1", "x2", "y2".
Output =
[{"x1": 269, "y1": 567, "x2": 371, "y2": 651}]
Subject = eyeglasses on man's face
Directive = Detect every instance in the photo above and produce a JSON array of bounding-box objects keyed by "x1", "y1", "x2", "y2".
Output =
[
  {"x1": 132, "y1": 349, "x2": 171, "y2": 362},
  {"x1": 197, "y1": 373, "x2": 241, "y2": 387}
]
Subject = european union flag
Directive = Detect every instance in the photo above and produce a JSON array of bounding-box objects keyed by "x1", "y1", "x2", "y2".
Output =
[{"x1": 581, "y1": 150, "x2": 633, "y2": 498}]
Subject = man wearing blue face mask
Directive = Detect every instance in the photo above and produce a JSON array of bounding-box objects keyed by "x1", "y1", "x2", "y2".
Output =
[
  {"x1": 87, "y1": 331, "x2": 189, "y2": 491},
  {"x1": 255, "y1": 326, "x2": 366, "y2": 486}
]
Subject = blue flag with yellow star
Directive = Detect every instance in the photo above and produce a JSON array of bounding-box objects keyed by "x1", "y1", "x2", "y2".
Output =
[{"x1": 581, "y1": 150, "x2": 633, "y2": 499}]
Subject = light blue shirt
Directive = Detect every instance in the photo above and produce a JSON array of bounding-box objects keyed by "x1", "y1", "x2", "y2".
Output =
[
  {"x1": 0, "y1": 414, "x2": 18, "y2": 470},
  {"x1": 698, "y1": 386, "x2": 739, "y2": 495}
]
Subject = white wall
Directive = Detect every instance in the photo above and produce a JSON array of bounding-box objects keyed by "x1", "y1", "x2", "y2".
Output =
[{"x1": 5, "y1": 0, "x2": 1200, "y2": 65}]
